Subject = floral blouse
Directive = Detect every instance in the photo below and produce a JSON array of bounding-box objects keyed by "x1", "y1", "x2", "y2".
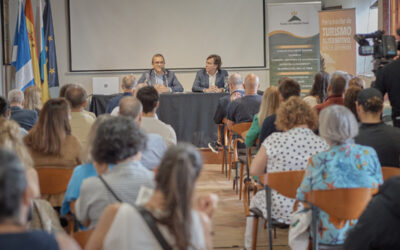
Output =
[{"x1": 296, "y1": 143, "x2": 383, "y2": 244}]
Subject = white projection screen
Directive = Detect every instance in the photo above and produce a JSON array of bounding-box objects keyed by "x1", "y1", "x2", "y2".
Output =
[{"x1": 68, "y1": 0, "x2": 265, "y2": 71}]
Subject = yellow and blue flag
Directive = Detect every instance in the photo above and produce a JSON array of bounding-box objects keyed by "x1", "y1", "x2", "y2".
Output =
[
  {"x1": 43, "y1": 0, "x2": 59, "y2": 87},
  {"x1": 39, "y1": 0, "x2": 49, "y2": 102}
]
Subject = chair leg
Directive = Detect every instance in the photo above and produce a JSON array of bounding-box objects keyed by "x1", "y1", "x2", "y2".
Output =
[
  {"x1": 235, "y1": 162, "x2": 239, "y2": 194},
  {"x1": 228, "y1": 152, "x2": 232, "y2": 180},
  {"x1": 224, "y1": 148, "x2": 228, "y2": 177},
  {"x1": 239, "y1": 163, "x2": 244, "y2": 200},
  {"x1": 251, "y1": 216, "x2": 259, "y2": 250},
  {"x1": 274, "y1": 226, "x2": 277, "y2": 239},
  {"x1": 221, "y1": 148, "x2": 225, "y2": 174}
]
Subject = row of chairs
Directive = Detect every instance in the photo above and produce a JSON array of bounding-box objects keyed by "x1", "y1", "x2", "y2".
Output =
[{"x1": 215, "y1": 121, "x2": 400, "y2": 250}]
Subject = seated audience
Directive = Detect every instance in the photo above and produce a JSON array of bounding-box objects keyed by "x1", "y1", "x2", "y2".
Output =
[
  {"x1": 24, "y1": 98, "x2": 82, "y2": 207},
  {"x1": 0, "y1": 149, "x2": 79, "y2": 250},
  {"x1": 209, "y1": 73, "x2": 244, "y2": 152},
  {"x1": 61, "y1": 115, "x2": 111, "y2": 216},
  {"x1": 296, "y1": 105, "x2": 383, "y2": 245},
  {"x1": 138, "y1": 54, "x2": 184, "y2": 93},
  {"x1": 105, "y1": 75, "x2": 137, "y2": 113},
  {"x1": 23, "y1": 86, "x2": 42, "y2": 114},
  {"x1": 0, "y1": 96, "x2": 27, "y2": 136},
  {"x1": 60, "y1": 83, "x2": 96, "y2": 119},
  {"x1": 344, "y1": 176, "x2": 400, "y2": 249},
  {"x1": 192, "y1": 54, "x2": 228, "y2": 93},
  {"x1": 76, "y1": 116, "x2": 155, "y2": 228},
  {"x1": 314, "y1": 72, "x2": 347, "y2": 114},
  {"x1": 136, "y1": 86, "x2": 177, "y2": 147},
  {"x1": 355, "y1": 88, "x2": 400, "y2": 167},
  {"x1": 226, "y1": 74, "x2": 261, "y2": 129},
  {"x1": 348, "y1": 76, "x2": 366, "y2": 89},
  {"x1": 259, "y1": 78, "x2": 300, "y2": 144},
  {"x1": 303, "y1": 71, "x2": 330, "y2": 108},
  {"x1": 85, "y1": 144, "x2": 217, "y2": 250},
  {"x1": 245, "y1": 97, "x2": 328, "y2": 249},
  {"x1": 344, "y1": 86, "x2": 362, "y2": 121},
  {"x1": 65, "y1": 84, "x2": 95, "y2": 149},
  {"x1": 244, "y1": 86, "x2": 279, "y2": 147},
  {"x1": 8, "y1": 89, "x2": 38, "y2": 130},
  {"x1": 119, "y1": 96, "x2": 166, "y2": 170}
]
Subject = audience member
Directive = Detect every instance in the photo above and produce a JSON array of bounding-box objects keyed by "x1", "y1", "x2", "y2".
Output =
[
  {"x1": 0, "y1": 118, "x2": 39, "y2": 198},
  {"x1": 8, "y1": 89, "x2": 38, "y2": 130},
  {"x1": 314, "y1": 72, "x2": 347, "y2": 114},
  {"x1": 348, "y1": 76, "x2": 366, "y2": 89},
  {"x1": 24, "y1": 98, "x2": 82, "y2": 207},
  {"x1": 105, "y1": 75, "x2": 137, "y2": 113},
  {"x1": 344, "y1": 176, "x2": 400, "y2": 250},
  {"x1": 296, "y1": 105, "x2": 382, "y2": 245},
  {"x1": 136, "y1": 86, "x2": 177, "y2": 147},
  {"x1": 138, "y1": 54, "x2": 184, "y2": 93},
  {"x1": 0, "y1": 95, "x2": 27, "y2": 136},
  {"x1": 192, "y1": 54, "x2": 228, "y2": 93},
  {"x1": 226, "y1": 74, "x2": 261, "y2": 129},
  {"x1": 259, "y1": 78, "x2": 300, "y2": 144},
  {"x1": 209, "y1": 73, "x2": 244, "y2": 152},
  {"x1": 60, "y1": 83, "x2": 96, "y2": 119},
  {"x1": 76, "y1": 116, "x2": 154, "y2": 228},
  {"x1": 61, "y1": 114, "x2": 112, "y2": 216},
  {"x1": 303, "y1": 71, "x2": 330, "y2": 108},
  {"x1": 65, "y1": 84, "x2": 95, "y2": 149},
  {"x1": 344, "y1": 86, "x2": 362, "y2": 121},
  {"x1": 23, "y1": 86, "x2": 42, "y2": 113},
  {"x1": 0, "y1": 149, "x2": 79, "y2": 250},
  {"x1": 245, "y1": 97, "x2": 328, "y2": 249},
  {"x1": 244, "y1": 86, "x2": 279, "y2": 147},
  {"x1": 86, "y1": 144, "x2": 217, "y2": 250},
  {"x1": 355, "y1": 88, "x2": 400, "y2": 167},
  {"x1": 119, "y1": 96, "x2": 166, "y2": 170}
]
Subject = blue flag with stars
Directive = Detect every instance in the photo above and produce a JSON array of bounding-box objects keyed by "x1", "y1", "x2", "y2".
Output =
[{"x1": 43, "y1": 0, "x2": 59, "y2": 87}]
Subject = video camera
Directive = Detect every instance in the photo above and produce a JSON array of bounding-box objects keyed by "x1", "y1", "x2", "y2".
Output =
[{"x1": 354, "y1": 30, "x2": 400, "y2": 73}]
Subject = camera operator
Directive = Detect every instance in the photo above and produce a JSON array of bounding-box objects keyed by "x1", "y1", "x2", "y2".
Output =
[{"x1": 373, "y1": 58, "x2": 400, "y2": 127}]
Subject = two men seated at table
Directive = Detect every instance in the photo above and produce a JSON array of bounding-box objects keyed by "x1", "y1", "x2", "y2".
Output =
[
  {"x1": 138, "y1": 54, "x2": 184, "y2": 93},
  {"x1": 105, "y1": 75, "x2": 137, "y2": 113},
  {"x1": 192, "y1": 54, "x2": 228, "y2": 93}
]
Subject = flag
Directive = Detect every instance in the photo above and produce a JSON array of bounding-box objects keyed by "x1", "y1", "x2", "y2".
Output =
[
  {"x1": 25, "y1": 0, "x2": 41, "y2": 88},
  {"x1": 43, "y1": 0, "x2": 59, "y2": 87},
  {"x1": 39, "y1": 0, "x2": 49, "y2": 102},
  {"x1": 11, "y1": 0, "x2": 35, "y2": 91}
]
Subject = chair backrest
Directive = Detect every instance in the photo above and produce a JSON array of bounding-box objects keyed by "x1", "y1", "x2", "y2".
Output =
[
  {"x1": 381, "y1": 166, "x2": 400, "y2": 181},
  {"x1": 265, "y1": 170, "x2": 305, "y2": 199},
  {"x1": 305, "y1": 187, "x2": 378, "y2": 220},
  {"x1": 37, "y1": 168, "x2": 73, "y2": 195},
  {"x1": 73, "y1": 229, "x2": 94, "y2": 249},
  {"x1": 231, "y1": 122, "x2": 252, "y2": 136}
]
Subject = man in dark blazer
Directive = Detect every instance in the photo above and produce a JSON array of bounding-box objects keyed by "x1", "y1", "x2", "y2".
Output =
[
  {"x1": 138, "y1": 54, "x2": 184, "y2": 93},
  {"x1": 8, "y1": 89, "x2": 38, "y2": 131},
  {"x1": 192, "y1": 54, "x2": 229, "y2": 93}
]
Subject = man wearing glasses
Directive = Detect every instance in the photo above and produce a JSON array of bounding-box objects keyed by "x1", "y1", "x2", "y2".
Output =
[{"x1": 138, "y1": 54, "x2": 184, "y2": 93}]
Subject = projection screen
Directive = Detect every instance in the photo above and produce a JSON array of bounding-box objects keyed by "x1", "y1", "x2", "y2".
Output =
[{"x1": 68, "y1": 0, "x2": 265, "y2": 71}]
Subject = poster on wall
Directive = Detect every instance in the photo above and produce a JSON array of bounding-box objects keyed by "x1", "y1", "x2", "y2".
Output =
[
  {"x1": 319, "y1": 9, "x2": 356, "y2": 75},
  {"x1": 267, "y1": 2, "x2": 321, "y2": 92}
]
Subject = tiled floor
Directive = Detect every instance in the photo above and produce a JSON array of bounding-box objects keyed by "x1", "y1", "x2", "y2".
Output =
[{"x1": 195, "y1": 164, "x2": 290, "y2": 250}]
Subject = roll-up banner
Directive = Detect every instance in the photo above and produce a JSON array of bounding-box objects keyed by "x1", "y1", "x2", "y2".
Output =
[
  {"x1": 319, "y1": 9, "x2": 356, "y2": 75},
  {"x1": 267, "y1": 2, "x2": 321, "y2": 92}
]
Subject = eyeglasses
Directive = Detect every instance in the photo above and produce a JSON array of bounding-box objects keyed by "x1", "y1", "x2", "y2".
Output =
[{"x1": 153, "y1": 61, "x2": 165, "y2": 65}]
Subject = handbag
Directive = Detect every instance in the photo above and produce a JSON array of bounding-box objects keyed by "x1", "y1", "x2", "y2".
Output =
[
  {"x1": 288, "y1": 207, "x2": 311, "y2": 250},
  {"x1": 98, "y1": 175, "x2": 172, "y2": 250}
]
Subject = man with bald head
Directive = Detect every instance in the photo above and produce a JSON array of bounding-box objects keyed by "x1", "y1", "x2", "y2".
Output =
[
  {"x1": 314, "y1": 72, "x2": 347, "y2": 114},
  {"x1": 118, "y1": 96, "x2": 166, "y2": 170},
  {"x1": 226, "y1": 74, "x2": 261, "y2": 129}
]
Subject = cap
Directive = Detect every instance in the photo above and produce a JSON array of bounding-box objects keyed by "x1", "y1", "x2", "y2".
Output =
[{"x1": 357, "y1": 88, "x2": 383, "y2": 105}]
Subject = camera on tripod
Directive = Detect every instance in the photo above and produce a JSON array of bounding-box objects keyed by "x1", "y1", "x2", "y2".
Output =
[{"x1": 354, "y1": 30, "x2": 400, "y2": 72}]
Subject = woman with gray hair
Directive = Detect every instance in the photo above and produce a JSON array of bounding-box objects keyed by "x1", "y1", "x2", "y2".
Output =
[{"x1": 296, "y1": 105, "x2": 383, "y2": 246}]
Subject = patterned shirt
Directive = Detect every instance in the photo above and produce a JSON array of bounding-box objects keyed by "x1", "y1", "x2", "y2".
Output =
[{"x1": 296, "y1": 143, "x2": 383, "y2": 244}]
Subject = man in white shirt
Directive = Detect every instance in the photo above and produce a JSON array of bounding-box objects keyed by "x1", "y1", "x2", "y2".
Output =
[{"x1": 136, "y1": 86, "x2": 177, "y2": 148}]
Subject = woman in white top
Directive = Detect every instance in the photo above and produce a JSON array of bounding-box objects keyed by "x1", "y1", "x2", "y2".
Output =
[
  {"x1": 85, "y1": 144, "x2": 217, "y2": 250},
  {"x1": 243, "y1": 97, "x2": 329, "y2": 249},
  {"x1": 303, "y1": 71, "x2": 330, "y2": 108}
]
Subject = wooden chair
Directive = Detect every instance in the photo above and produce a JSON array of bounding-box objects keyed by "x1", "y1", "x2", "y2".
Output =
[
  {"x1": 251, "y1": 170, "x2": 305, "y2": 250},
  {"x1": 230, "y1": 122, "x2": 252, "y2": 198},
  {"x1": 218, "y1": 118, "x2": 229, "y2": 176},
  {"x1": 36, "y1": 168, "x2": 73, "y2": 195},
  {"x1": 305, "y1": 187, "x2": 378, "y2": 250},
  {"x1": 73, "y1": 229, "x2": 94, "y2": 249},
  {"x1": 381, "y1": 166, "x2": 400, "y2": 181}
]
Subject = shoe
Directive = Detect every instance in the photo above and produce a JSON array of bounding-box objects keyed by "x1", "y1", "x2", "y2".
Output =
[{"x1": 208, "y1": 142, "x2": 220, "y2": 154}]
